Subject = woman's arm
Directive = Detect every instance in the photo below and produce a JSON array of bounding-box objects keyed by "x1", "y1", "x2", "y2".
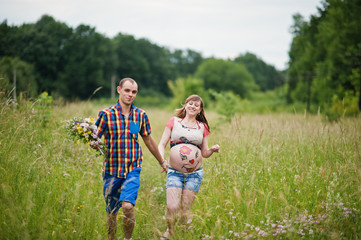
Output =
[
  {"x1": 158, "y1": 126, "x2": 172, "y2": 160},
  {"x1": 201, "y1": 135, "x2": 220, "y2": 158}
]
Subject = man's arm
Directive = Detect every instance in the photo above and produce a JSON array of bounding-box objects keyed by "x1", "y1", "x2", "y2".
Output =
[{"x1": 142, "y1": 135, "x2": 168, "y2": 173}]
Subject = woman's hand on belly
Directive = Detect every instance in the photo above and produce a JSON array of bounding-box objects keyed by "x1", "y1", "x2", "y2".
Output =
[{"x1": 169, "y1": 144, "x2": 202, "y2": 172}]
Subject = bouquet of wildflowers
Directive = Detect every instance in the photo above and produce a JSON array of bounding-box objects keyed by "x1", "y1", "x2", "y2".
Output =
[{"x1": 64, "y1": 117, "x2": 105, "y2": 155}]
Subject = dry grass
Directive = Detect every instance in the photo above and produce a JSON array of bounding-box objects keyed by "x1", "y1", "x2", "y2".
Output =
[{"x1": 1, "y1": 100, "x2": 360, "y2": 239}]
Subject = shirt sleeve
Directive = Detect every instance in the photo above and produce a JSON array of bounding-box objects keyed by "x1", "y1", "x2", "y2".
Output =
[
  {"x1": 203, "y1": 123, "x2": 210, "y2": 137},
  {"x1": 139, "y1": 112, "x2": 151, "y2": 137},
  {"x1": 166, "y1": 117, "x2": 174, "y2": 130},
  {"x1": 95, "y1": 111, "x2": 107, "y2": 138}
]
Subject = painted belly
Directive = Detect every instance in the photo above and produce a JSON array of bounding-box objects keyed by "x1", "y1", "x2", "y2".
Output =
[{"x1": 169, "y1": 143, "x2": 202, "y2": 172}]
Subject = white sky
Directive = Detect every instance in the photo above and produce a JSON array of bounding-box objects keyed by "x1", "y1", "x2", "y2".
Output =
[{"x1": 0, "y1": 0, "x2": 321, "y2": 70}]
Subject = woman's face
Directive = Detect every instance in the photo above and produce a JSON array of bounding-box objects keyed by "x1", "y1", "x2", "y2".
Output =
[{"x1": 185, "y1": 100, "x2": 202, "y2": 117}]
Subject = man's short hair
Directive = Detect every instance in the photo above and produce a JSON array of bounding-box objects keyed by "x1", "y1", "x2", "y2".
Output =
[{"x1": 119, "y1": 78, "x2": 137, "y2": 88}]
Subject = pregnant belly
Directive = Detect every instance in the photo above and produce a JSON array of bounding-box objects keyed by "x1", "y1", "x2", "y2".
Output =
[{"x1": 169, "y1": 143, "x2": 202, "y2": 173}]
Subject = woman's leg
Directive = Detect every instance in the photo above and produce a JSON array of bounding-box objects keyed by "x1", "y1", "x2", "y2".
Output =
[
  {"x1": 163, "y1": 187, "x2": 182, "y2": 238},
  {"x1": 181, "y1": 170, "x2": 202, "y2": 225},
  {"x1": 180, "y1": 189, "x2": 197, "y2": 225}
]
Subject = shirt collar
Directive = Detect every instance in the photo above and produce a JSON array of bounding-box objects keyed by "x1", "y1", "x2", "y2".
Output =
[{"x1": 115, "y1": 100, "x2": 136, "y2": 114}]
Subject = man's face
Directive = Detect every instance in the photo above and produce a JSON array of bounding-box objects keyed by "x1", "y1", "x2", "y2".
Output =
[{"x1": 117, "y1": 81, "x2": 138, "y2": 106}]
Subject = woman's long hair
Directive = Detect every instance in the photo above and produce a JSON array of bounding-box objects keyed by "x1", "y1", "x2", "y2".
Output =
[{"x1": 175, "y1": 95, "x2": 210, "y2": 132}]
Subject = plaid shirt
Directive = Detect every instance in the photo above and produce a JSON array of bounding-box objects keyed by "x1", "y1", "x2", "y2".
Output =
[{"x1": 95, "y1": 101, "x2": 151, "y2": 179}]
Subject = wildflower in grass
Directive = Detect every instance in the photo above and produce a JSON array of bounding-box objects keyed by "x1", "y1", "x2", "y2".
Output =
[
  {"x1": 258, "y1": 230, "x2": 268, "y2": 237},
  {"x1": 150, "y1": 186, "x2": 164, "y2": 193},
  {"x1": 64, "y1": 117, "x2": 105, "y2": 155},
  {"x1": 202, "y1": 234, "x2": 215, "y2": 239}
]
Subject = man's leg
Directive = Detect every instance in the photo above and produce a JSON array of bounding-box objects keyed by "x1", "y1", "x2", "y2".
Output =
[
  {"x1": 118, "y1": 168, "x2": 141, "y2": 239},
  {"x1": 122, "y1": 201, "x2": 135, "y2": 239},
  {"x1": 103, "y1": 173, "x2": 123, "y2": 240},
  {"x1": 107, "y1": 212, "x2": 118, "y2": 240}
]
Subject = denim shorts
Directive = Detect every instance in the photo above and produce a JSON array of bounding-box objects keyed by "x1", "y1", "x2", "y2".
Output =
[
  {"x1": 166, "y1": 168, "x2": 204, "y2": 192},
  {"x1": 102, "y1": 168, "x2": 141, "y2": 214}
]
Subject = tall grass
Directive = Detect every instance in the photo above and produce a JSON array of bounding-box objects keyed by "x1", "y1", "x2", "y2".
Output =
[{"x1": 0, "y1": 99, "x2": 360, "y2": 239}]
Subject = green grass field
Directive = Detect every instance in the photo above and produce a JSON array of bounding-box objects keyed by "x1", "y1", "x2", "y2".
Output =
[{"x1": 1, "y1": 100, "x2": 360, "y2": 239}]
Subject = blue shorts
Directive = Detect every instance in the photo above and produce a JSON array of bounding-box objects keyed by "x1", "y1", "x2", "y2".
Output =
[
  {"x1": 166, "y1": 168, "x2": 203, "y2": 192},
  {"x1": 103, "y1": 168, "x2": 141, "y2": 214}
]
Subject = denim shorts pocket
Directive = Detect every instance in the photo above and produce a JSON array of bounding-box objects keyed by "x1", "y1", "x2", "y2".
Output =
[
  {"x1": 196, "y1": 169, "x2": 204, "y2": 179},
  {"x1": 167, "y1": 169, "x2": 176, "y2": 177}
]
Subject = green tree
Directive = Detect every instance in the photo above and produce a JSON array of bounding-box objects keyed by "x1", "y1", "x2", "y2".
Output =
[
  {"x1": 0, "y1": 56, "x2": 37, "y2": 98},
  {"x1": 209, "y1": 90, "x2": 248, "y2": 122},
  {"x1": 234, "y1": 52, "x2": 285, "y2": 91},
  {"x1": 288, "y1": 12, "x2": 324, "y2": 110},
  {"x1": 195, "y1": 58, "x2": 257, "y2": 98},
  {"x1": 287, "y1": 0, "x2": 361, "y2": 114},
  {"x1": 113, "y1": 34, "x2": 173, "y2": 95},
  {"x1": 167, "y1": 76, "x2": 209, "y2": 109},
  {"x1": 19, "y1": 15, "x2": 73, "y2": 93},
  {"x1": 136, "y1": 38, "x2": 173, "y2": 95},
  {"x1": 59, "y1": 24, "x2": 114, "y2": 99},
  {"x1": 0, "y1": 21, "x2": 23, "y2": 57},
  {"x1": 170, "y1": 49, "x2": 203, "y2": 78}
]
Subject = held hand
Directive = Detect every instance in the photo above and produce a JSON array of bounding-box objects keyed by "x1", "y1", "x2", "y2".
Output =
[
  {"x1": 210, "y1": 144, "x2": 220, "y2": 153},
  {"x1": 160, "y1": 161, "x2": 169, "y2": 173}
]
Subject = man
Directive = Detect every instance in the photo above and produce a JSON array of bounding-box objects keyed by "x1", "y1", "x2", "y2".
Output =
[{"x1": 95, "y1": 77, "x2": 167, "y2": 240}]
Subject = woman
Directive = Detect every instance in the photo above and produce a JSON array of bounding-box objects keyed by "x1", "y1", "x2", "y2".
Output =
[{"x1": 158, "y1": 95, "x2": 220, "y2": 239}]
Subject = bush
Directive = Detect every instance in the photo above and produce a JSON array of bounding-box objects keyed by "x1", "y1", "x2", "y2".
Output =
[
  {"x1": 209, "y1": 90, "x2": 249, "y2": 121},
  {"x1": 34, "y1": 92, "x2": 53, "y2": 127},
  {"x1": 168, "y1": 77, "x2": 209, "y2": 109},
  {"x1": 325, "y1": 91, "x2": 360, "y2": 121}
]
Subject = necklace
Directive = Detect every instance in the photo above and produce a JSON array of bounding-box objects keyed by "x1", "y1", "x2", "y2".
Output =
[{"x1": 180, "y1": 118, "x2": 198, "y2": 129}]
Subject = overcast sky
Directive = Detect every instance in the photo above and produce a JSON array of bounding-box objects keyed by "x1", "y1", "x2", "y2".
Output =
[{"x1": 1, "y1": 0, "x2": 321, "y2": 70}]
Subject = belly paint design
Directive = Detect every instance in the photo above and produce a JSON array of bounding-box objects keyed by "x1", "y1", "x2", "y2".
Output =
[
  {"x1": 179, "y1": 145, "x2": 192, "y2": 155},
  {"x1": 180, "y1": 153, "x2": 187, "y2": 160},
  {"x1": 175, "y1": 145, "x2": 200, "y2": 172},
  {"x1": 179, "y1": 136, "x2": 191, "y2": 143},
  {"x1": 182, "y1": 161, "x2": 199, "y2": 172}
]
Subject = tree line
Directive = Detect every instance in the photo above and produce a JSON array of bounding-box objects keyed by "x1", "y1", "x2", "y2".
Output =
[
  {"x1": 288, "y1": 0, "x2": 361, "y2": 115},
  {"x1": 1, "y1": 0, "x2": 360, "y2": 117},
  {"x1": 0, "y1": 15, "x2": 284, "y2": 101}
]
